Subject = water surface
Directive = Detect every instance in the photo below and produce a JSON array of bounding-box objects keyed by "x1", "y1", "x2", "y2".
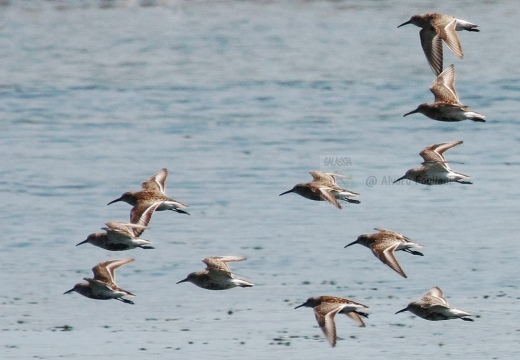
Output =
[{"x1": 1, "y1": 1, "x2": 519, "y2": 358}]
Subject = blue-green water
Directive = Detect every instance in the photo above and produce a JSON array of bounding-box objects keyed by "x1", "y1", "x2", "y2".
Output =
[{"x1": 1, "y1": 1, "x2": 519, "y2": 358}]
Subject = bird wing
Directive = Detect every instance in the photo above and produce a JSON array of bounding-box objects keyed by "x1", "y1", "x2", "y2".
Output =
[
  {"x1": 324, "y1": 172, "x2": 347, "y2": 185},
  {"x1": 103, "y1": 221, "x2": 135, "y2": 239},
  {"x1": 317, "y1": 185, "x2": 342, "y2": 209},
  {"x1": 432, "y1": 140, "x2": 463, "y2": 157},
  {"x1": 419, "y1": 28, "x2": 443, "y2": 76},
  {"x1": 420, "y1": 140, "x2": 462, "y2": 164},
  {"x1": 203, "y1": 256, "x2": 246, "y2": 273},
  {"x1": 346, "y1": 312, "x2": 366, "y2": 327},
  {"x1": 423, "y1": 286, "x2": 449, "y2": 306},
  {"x1": 86, "y1": 278, "x2": 116, "y2": 292},
  {"x1": 314, "y1": 303, "x2": 344, "y2": 347},
  {"x1": 437, "y1": 18, "x2": 464, "y2": 58},
  {"x1": 129, "y1": 201, "x2": 161, "y2": 236},
  {"x1": 92, "y1": 258, "x2": 134, "y2": 286},
  {"x1": 374, "y1": 228, "x2": 413, "y2": 242},
  {"x1": 86, "y1": 278, "x2": 135, "y2": 297},
  {"x1": 422, "y1": 160, "x2": 451, "y2": 174},
  {"x1": 322, "y1": 172, "x2": 350, "y2": 185},
  {"x1": 430, "y1": 64, "x2": 460, "y2": 103},
  {"x1": 370, "y1": 241, "x2": 407, "y2": 278},
  {"x1": 104, "y1": 221, "x2": 148, "y2": 240},
  {"x1": 309, "y1": 171, "x2": 336, "y2": 184},
  {"x1": 420, "y1": 145, "x2": 445, "y2": 163},
  {"x1": 141, "y1": 168, "x2": 168, "y2": 194}
]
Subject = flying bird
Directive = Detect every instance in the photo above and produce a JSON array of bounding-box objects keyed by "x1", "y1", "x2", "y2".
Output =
[
  {"x1": 394, "y1": 140, "x2": 472, "y2": 185},
  {"x1": 108, "y1": 168, "x2": 189, "y2": 225},
  {"x1": 403, "y1": 64, "x2": 485, "y2": 122},
  {"x1": 345, "y1": 228, "x2": 424, "y2": 278},
  {"x1": 295, "y1": 295, "x2": 369, "y2": 347},
  {"x1": 396, "y1": 286, "x2": 474, "y2": 321},
  {"x1": 398, "y1": 13, "x2": 480, "y2": 76},
  {"x1": 64, "y1": 258, "x2": 136, "y2": 304},
  {"x1": 177, "y1": 256, "x2": 254, "y2": 290},
  {"x1": 279, "y1": 171, "x2": 360, "y2": 209}
]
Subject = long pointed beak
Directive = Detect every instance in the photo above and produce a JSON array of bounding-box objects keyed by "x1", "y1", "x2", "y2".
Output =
[
  {"x1": 63, "y1": 288, "x2": 75, "y2": 295},
  {"x1": 279, "y1": 189, "x2": 293, "y2": 196},
  {"x1": 393, "y1": 175, "x2": 406, "y2": 184},
  {"x1": 344, "y1": 240, "x2": 358, "y2": 248},
  {"x1": 403, "y1": 108, "x2": 419, "y2": 117},
  {"x1": 395, "y1": 307, "x2": 408, "y2": 315},
  {"x1": 76, "y1": 239, "x2": 89, "y2": 246},
  {"x1": 107, "y1": 197, "x2": 123, "y2": 206},
  {"x1": 294, "y1": 303, "x2": 306, "y2": 309},
  {"x1": 397, "y1": 20, "x2": 411, "y2": 28},
  {"x1": 176, "y1": 278, "x2": 189, "y2": 284}
]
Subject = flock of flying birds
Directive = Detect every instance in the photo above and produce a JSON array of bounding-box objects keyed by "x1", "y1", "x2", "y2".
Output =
[
  {"x1": 64, "y1": 12, "x2": 480, "y2": 348},
  {"x1": 285, "y1": 12, "x2": 479, "y2": 347},
  {"x1": 64, "y1": 167, "x2": 255, "y2": 302}
]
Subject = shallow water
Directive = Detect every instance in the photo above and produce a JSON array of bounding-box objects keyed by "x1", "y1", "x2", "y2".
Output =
[{"x1": 1, "y1": 0, "x2": 519, "y2": 358}]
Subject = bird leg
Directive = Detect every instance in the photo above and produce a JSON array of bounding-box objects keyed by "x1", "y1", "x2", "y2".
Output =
[
  {"x1": 117, "y1": 298, "x2": 134, "y2": 305},
  {"x1": 403, "y1": 249, "x2": 424, "y2": 256}
]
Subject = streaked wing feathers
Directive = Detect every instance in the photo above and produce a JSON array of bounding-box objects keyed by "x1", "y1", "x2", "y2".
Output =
[
  {"x1": 92, "y1": 258, "x2": 134, "y2": 287},
  {"x1": 202, "y1": 256, "x2": 246, "y2": 273},
  {"x1": 437, "y1": 19, "x2": 464, "y2": 58},
  {"x1": 420, "y1": 29, "x2": 443, "y2": 76},
  {"x1": 370, "y1": 241, "x2": 407, "y2": 278},
  {"x1": 317, "y1": 186, "x2": 342, "y2": 208},
  {"x1": 346, "y1": 312, "x2": 366, "y2": 327},
  {"x1": 141, "y1": 168, "x2": 168, "y2": 194},
  {"x1": 314, "y1": 303, "x2": 344, "y2": 347},
  {"x1": 430, "y1": 64, "x2": 459, "y2": 103}
]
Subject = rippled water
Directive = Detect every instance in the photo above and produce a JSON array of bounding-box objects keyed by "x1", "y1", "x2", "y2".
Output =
[{"x1": 1, "y1": 0, "x2": 519, "y2": 358}]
